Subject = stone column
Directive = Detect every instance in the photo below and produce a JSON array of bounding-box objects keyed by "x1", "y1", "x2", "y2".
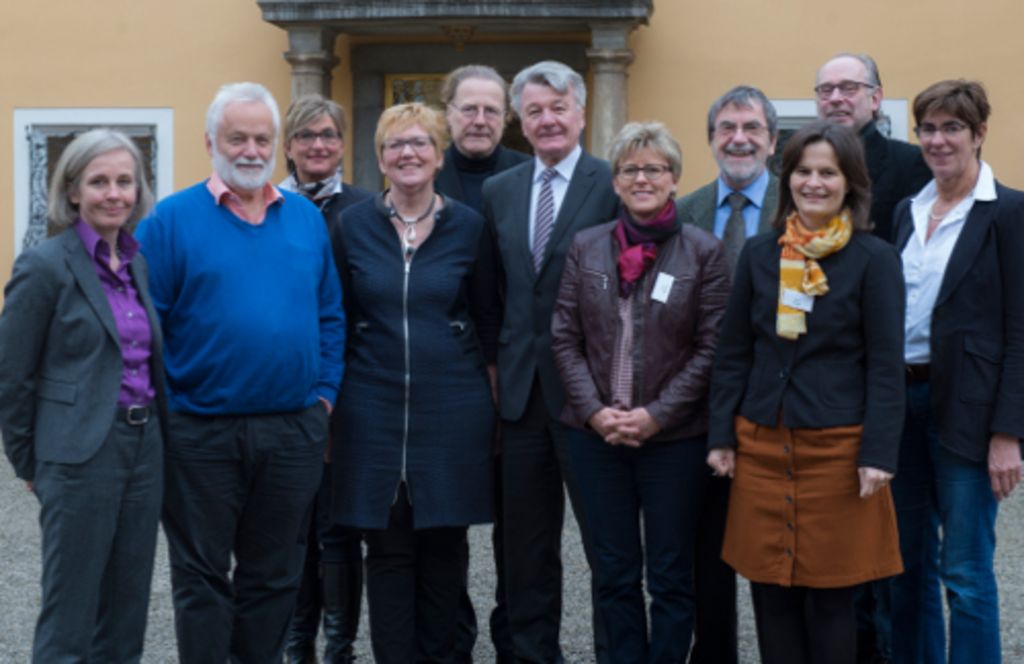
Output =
[
  {"x1": 284, "y1": 27, "x2": 340, "y2": 100},
  {"x1": 586, "y1": 24, "x2": 635, "y2": 160}
]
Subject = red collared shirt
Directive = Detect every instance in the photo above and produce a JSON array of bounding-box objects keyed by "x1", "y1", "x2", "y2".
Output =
[{"x1": 206, "y1": 172, "x2": 283, "y2": 225}]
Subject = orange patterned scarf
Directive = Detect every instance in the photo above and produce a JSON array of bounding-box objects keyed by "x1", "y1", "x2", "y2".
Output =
[{"x1": 776, "y1": 210, "x2": 852, "y2": 340}]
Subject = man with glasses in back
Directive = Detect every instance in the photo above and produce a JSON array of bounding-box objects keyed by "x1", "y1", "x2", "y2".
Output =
[
  {"x1": 675, "y1": 85, "x2": 779, "y2": 664},
  {"x1": 434, "y1": 64, "x2": 530, "y2": 664},
  {"x1": 816, "y1": 53, "x2": 931, "y2": 242},
  {"x1": 816, "y1": 53, "x2": 932, "y2": 664}
]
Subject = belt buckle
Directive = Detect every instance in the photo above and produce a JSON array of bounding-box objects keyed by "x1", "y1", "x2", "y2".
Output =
[{"x1": 126, "y1": 405, "x2": 149, "y2": 425}]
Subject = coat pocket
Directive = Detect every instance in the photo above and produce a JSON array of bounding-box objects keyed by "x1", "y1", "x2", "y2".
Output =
[
  {"x1": 37, "y1": 377, "x2": 76, "y2": 405},
  {"x1": 959, "y1": 336, "x2": 1002, "y2": 405}
]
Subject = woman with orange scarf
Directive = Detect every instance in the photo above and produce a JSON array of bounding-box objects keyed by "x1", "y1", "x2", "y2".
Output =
[{"x1": 706, "y1": 121, "x2": 905, "y2": 664}]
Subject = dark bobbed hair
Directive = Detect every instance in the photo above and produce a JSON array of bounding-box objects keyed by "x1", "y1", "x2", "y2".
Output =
[
  {"x1": 913, "y1": 79, "x2": 990, "y2": 138},
  {"x1": 772, "y1": 121, "x2": 872, "y2": 232}
]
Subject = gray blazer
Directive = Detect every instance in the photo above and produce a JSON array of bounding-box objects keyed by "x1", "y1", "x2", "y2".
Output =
[
  {"x1": 0, "y1": 229, "x2": 166, "y2": 481},
  {"x1": 482, "y1": 151, "x2": 619, "y2": 421},
  {"x1": 676, "y1": 175, "x2": 779, "y2": 236}
]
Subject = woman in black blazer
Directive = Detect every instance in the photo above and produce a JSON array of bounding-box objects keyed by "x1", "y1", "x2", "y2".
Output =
[
  {"x1": 707, "y1": 122, "x2": 905, "y2": 664},
  {"x1": 889, "y1": 80, "x2": 1024, "y2": 664},
  {"x1": 0, "y1": 129, "x2": 163, "y2": 662}
]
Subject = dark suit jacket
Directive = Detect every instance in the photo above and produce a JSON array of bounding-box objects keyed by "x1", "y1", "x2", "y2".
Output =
[
  {"x1": 861, "y1": 122, "x2": 932, "y2": 242},
  {"x1": 708, "y1": 230, "x2": 906, "y2": 471},
  {"x1": 435, "y1": 145, "x2": 531, "y2": 209},
  {"x1": 320, "y1": 184, "x2": 374, "y2": 227},
  {"x1": 0, "y1": 229, "x2": 166, "y2": 481},
  {"x1": 675, "y1": 174, "x2": 779, "y2": 236},
  {"x1": 893, "y1": 182, "x2": 1024, "y2": 462},
  {"x1": 482, "y1": 151, "x2": 619, "y2": 421}
]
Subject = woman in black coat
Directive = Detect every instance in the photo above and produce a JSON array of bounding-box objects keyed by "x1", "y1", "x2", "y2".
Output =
[
  {"x1": 707, "y1": 122, "x2": 905, "y2": 664},
  {"x1": 328, "y1": 102, "x2": 500, "y2": 663}
]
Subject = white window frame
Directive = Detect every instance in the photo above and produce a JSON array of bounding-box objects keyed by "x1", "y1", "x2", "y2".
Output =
[
  {"x1": 770, "y1": 99, "x2": 911, "y2": 139},
  {"x1": 12, "y1": 108, "x2": 174, "y2": 257}
]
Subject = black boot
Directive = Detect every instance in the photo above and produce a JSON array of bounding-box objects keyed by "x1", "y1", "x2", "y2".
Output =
[
  {"x1": 322, "y1": 560, "x2": 362, "y2": 663},
  {"x1": 286, "y1": 536, "x2": 323, "y2": 664}
]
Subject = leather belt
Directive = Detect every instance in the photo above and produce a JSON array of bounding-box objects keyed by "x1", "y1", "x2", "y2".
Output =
[
  {"x1": 117, "y1": 405, "x2": 152, "y2": 426},
  {"x1": 905, "y1": 364, "x2": 930, "y2": 384}
]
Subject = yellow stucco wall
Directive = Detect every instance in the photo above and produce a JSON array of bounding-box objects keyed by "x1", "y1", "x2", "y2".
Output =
[{"x1": 3, "y1": 0, "x2": 1023, "y2": 285}]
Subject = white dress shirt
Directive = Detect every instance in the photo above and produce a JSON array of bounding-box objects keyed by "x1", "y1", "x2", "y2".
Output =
[
  {"x1": 528, "y1": 144, "x2": 583, "y2": 251},
  {"x1": 902, "y1": 161, "x2": 997, "y2": 363}
]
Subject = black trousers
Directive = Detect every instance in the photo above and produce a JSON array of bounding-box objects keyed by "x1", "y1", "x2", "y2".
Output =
[
  {"x1": 33, "y1": 415, "x2": 163, "y2": 663},
  {"x1": 688, "y1": 474, "x2": 738, "y2": 664},
  {"x1": 500, "y1": 378, "x2": 606, "y2": 664},
  {"x1": 364, "y1": 483, "x2": 467, "y2": 664},
  {"x1": 750, "y1": 582, "x2": 857, "y2": 664},
  {"x1": 162, "y1": 406, "x2": 326, "y2": 664}
]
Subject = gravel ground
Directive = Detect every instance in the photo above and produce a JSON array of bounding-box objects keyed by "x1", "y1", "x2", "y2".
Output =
[{"x1": 1, "y1": 457, "x2": 1021, "y2": 662}]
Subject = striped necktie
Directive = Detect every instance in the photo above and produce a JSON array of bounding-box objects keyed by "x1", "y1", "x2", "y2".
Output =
[{"x1": 532, "y1": 167, "x2": 558, "y2": 272}]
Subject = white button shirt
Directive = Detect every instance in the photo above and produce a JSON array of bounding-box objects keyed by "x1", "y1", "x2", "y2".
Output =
[{"x1": 902, "y1": 161, "x2": 997, "y2": 363}]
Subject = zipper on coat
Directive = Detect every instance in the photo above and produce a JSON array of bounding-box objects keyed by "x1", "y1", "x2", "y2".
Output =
[{"x1": 395, "y1": 256, "x2": 413, "y2": 505}]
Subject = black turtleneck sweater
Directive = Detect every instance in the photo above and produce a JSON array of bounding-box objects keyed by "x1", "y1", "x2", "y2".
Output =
[{"x1": 447, "y1": 145, "x2": 502, "y2": 213}]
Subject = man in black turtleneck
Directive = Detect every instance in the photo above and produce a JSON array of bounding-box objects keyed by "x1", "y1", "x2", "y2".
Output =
[
  {"x1": 816, "y1": 53, "x2": 931, "y2": 242},
  {"x1": 817, "y1": 52, "x2": 932, "y2": 664},
  {"x1": 435, "y1": 65, "x2": 530, "y2": 214},
  {"x1": 434, "y1": 64, "x2": 529, "y2": 664}
]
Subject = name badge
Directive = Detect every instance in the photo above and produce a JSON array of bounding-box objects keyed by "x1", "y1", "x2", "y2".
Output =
[
  {"x1": 652, "y1": 272, "x2": 675, "y2": 303},
  {"x1": 781, "y1": 288, "x2": 814, "y2": 312}
]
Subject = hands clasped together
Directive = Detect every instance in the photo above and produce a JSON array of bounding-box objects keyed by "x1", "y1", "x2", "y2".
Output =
[{"x1": 588, "y1": 407, "x2": 661, "y2": 448}]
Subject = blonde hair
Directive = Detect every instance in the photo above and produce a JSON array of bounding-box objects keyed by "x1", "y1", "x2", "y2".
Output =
[{"x1": 374, "y1": 102, "x2": 449, "y2": 159}]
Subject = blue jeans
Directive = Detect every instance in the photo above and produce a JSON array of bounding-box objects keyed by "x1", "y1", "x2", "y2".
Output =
[
  {"x1": 891, "y1": 381, "x2": 1001, "y2": 664},
  {"x1": 568, "y1": 429, "x2": 707, "y2": 664}
]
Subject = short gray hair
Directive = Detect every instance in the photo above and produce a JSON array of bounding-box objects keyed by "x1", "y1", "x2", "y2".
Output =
[
  {"x1": 205, "y1": 82, "x2": 280, "y2": 142},
  {"x1": 706, "y1": 85, "x2": 778, "y2": 142},
  {"x1": 607, "y1": 121, "x2": 682, "y2": 179},
  {"x1": 283, "y1": 94, "x2": 347, "y2": 143},
  {"x1": 441, "y1": 64, "x2": 510, "y2": 108},
  {"x1": 820, "y1": 52, "x2": 882, "y2": 88},
  {"x1": 510, "y1": 61, "x2": 586, "y2": 116},
  {"x1": 48, "y1": 129, "x2": 154, "y2": 236}
]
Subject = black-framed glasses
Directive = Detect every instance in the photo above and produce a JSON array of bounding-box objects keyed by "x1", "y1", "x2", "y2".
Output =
[
  {"x1": 715, "y1": 121, "x2": 768, "y2": 137},
  {"x1": 293, "y1": 129, "x2": 341, "y2": 145},
  {"x1": 616, "y1": 164, "x2": 672, "y2": 180},
  {"x1": 814, "y1": 80, "x2": 876, "y2": 99},
  {"x1": 914, "y1": 121, "x2": 969, "y2": 139}
]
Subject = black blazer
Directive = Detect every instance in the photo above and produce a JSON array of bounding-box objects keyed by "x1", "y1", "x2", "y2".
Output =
[
  {"x1": 708, "y1": 230, "x2": 906, "y2": 472},
  {"x1": 482, "y1": 151, "x2": 619, "y2": 421},
  {"x1": 893, "y1": 181, "x2": 1024, "y2": 462},
  {"x1": 435, "y1": 145, "x2": 531, "y2": 209},
  {"x1": 861, "y1": 123, "x2": 931, "y2": 242},
  {"x1": 0, "y1": 229, "x2": 166, "y2": 481}
]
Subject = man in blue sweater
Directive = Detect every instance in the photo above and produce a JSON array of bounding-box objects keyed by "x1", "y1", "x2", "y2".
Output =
[{"x1": 136, "y1": 82, "x2": 345, "y2": 664}]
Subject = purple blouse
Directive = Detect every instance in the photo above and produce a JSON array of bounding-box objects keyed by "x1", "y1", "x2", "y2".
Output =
[{"x1": 74, "y1": 221, "x2": 156, "y2": 407}]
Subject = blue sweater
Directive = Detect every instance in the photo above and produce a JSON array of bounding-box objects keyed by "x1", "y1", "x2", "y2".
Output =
[{"x1": 136, "y1": 182, "x2": 345, "y2": 415}]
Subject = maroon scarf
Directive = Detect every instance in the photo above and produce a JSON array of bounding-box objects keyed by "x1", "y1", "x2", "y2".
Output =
[{"x1": 613, "y1": 200, "x2": 679, "y2": 298}]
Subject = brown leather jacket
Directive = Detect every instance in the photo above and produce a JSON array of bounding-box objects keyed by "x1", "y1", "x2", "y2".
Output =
[{"x1": 551, "y1": 220, "x2": 730, "y2": 441}]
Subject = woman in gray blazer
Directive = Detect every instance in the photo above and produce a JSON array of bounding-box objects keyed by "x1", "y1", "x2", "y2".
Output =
[{"x1": 0, "y1": 129, "x2": 165, "y2": 663}]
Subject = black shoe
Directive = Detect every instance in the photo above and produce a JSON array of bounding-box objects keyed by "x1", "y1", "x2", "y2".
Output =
[{"x1": 322, "y1": 561, "x2": 362, "y2": 663}]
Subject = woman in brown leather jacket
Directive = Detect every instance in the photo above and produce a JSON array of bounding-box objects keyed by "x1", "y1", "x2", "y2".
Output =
[{"x1": 551, "y1": 121, "x2": 730, "y2": 662}]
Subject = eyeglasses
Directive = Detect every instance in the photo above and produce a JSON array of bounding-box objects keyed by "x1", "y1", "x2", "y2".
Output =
[
  {"x1": 814, "y1": 80, "x2": 876, "y2": 99},
  {"x1": 383, "y1": 136, "x2": 434, "y2": 152},
  {"x1": 715, "y1": 121, "x2": 768, "y2": 137},
  {"x1": 914, "y1": 121, "x2": 969, "y2": 139},
  {"x1": 616, "y1": 164, "x2": 673, "y2": 180},
  {"x1": 293, "y1": 129, "x2": 341, "y2": 145},
  {"x1": 451, "y1": 104, "x2": 504, "y2": 121}
]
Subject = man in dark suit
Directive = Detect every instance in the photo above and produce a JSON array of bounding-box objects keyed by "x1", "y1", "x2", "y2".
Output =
[
  {"x1": 816, "y1": 53, "x2": 931, "y2": 241},
  {"x1": 482, "y1": 60, "x2": 618, "y2": 664},
  {"x1": 435, "y1": 64, "x2": 530, "y2": 664},
  {"x1": 816, "y1": 53, "x2": 933, "y2": 664},
  {"x1": 675, "y1": 85, "x2": 778, "y2": 664}
]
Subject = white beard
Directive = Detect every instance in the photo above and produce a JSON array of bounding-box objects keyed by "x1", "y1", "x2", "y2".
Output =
[{"x1": 212, "y1": 145, "x2": 275, "y2": 192}]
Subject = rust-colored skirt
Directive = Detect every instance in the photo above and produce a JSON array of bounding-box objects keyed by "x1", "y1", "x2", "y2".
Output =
[{"x1": 722, "y1": 416, "x2": 903, "y2": 588}]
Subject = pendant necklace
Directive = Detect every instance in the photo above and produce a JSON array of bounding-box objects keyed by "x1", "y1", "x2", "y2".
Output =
[{"x1": 388, "y1": 193, "x2": 436, "y2": 257}]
